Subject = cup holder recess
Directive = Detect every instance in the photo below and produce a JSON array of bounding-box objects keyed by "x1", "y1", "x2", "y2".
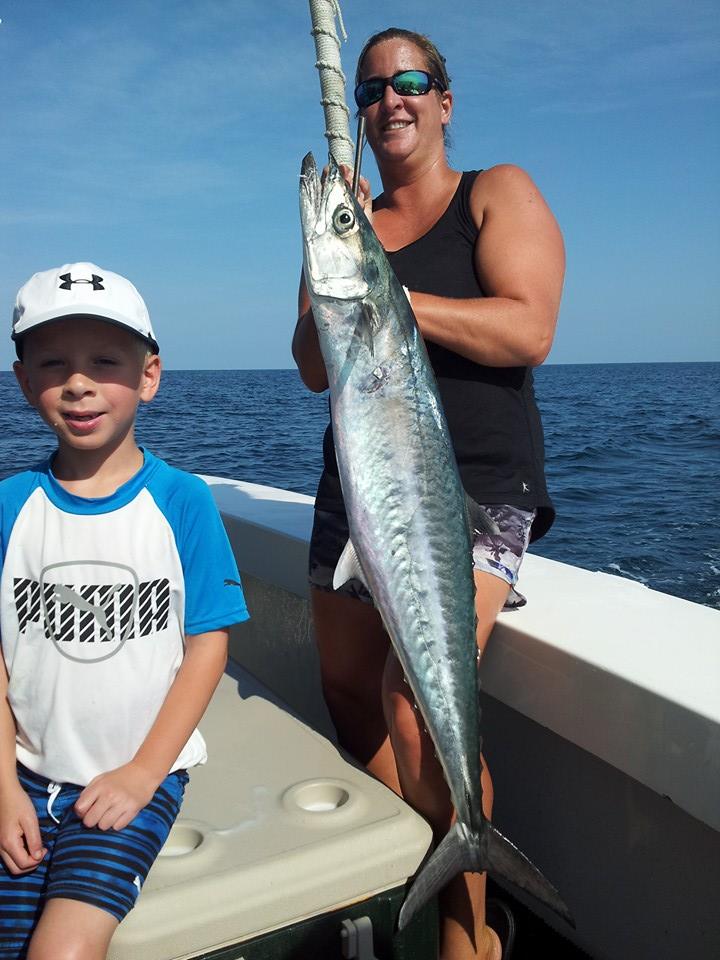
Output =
[
  {"x1": 282, "y1": 779, "x2": 359, "y2": 818},
  {"x1": 159, "y1": 823, "x2": 205, "y2": 857}
]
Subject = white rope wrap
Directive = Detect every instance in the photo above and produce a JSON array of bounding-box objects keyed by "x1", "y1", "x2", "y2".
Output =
[{"x1": 308, "y1": 0, "x2": 354, "y2": 165}]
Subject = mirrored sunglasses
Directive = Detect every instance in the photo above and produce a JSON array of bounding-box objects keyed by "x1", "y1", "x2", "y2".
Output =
[{"x1": 354, "y1": 70, "x2": 446, "y2": 109}]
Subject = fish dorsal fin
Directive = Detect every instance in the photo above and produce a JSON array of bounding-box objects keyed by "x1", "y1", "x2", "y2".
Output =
[
  {"x1": 333, "y1": 538, "x2": 369, "y2": 591},
  {"x1": 465, "y1": 495, "x2": 501, "y2": 537}
]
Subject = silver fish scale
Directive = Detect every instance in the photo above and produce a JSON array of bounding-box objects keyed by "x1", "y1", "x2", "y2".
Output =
[{"x1": 329, "y1": 297, "x2": 483, "y2": 827}]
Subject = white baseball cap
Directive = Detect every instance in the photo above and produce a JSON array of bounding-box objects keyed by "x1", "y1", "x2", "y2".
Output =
[{"x1": 12, "y1": 262, "x2": 159, "y2": 355}]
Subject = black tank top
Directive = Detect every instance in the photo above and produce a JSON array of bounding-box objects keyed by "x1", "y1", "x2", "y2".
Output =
[{"x1": 315, "y1": 170, "x2": 555, "y2": 542}]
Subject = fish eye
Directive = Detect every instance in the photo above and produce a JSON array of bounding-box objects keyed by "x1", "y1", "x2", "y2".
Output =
[{"x1": 332, "y1": 205, "x2": 356, "y2": 235}]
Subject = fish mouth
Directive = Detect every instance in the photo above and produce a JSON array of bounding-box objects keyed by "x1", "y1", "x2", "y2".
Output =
[
  {"x1": 299, "y1": 152, "x2": 346, "y2": 231},
  {"x1": 299, "y1": 152, "x2": 321, "y2": 229}
]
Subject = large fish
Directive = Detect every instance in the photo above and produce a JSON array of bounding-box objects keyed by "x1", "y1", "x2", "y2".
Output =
[{"x1": 299, "y1": 153, "x2": 572, "y2": 930}]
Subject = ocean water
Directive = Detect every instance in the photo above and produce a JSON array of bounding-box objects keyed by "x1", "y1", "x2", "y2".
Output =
[{"x1": 1, "y1": 362, "x2": 718, "y2": 609}]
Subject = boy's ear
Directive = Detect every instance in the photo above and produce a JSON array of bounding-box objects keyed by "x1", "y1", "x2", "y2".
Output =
[
  {"x1": 13, "y1": 361, "x2": 37, "y2": 408},
  {"x1": 139, "y1": 354, "x2": 162, "y2": 404}
]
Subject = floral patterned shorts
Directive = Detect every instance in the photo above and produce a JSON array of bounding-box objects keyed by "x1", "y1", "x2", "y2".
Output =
[{"x1": 309, "y1": 503, "x2": 536, "y2": 611}]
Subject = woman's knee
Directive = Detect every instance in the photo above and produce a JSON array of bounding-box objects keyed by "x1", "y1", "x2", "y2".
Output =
[
  {"x1": 384, "y1": 688, "x2": 423, "y2": 752},
  {"x1": 383, "y1": 655, "x2": 491, "y2": 828},
  {"x1": 382, "y1": 656, "x2": 429, "y2": 766}
]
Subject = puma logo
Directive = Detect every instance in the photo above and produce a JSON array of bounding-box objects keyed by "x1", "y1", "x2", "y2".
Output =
[{"x1": 53, "y1": 584, "x2": 122, "y2": 639}]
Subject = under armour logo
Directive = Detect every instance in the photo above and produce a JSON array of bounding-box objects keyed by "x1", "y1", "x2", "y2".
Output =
[
  {"x1": 58, "y1": 272, "x2": 104, "y2": 291},
  {"x1": 522, "y1": 482, "x2": 530, "y2": 493}
]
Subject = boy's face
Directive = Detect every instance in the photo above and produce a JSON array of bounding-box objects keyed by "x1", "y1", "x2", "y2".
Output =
[{"x1": 13, "y1": 317, "x2": 160, "y2": 458}]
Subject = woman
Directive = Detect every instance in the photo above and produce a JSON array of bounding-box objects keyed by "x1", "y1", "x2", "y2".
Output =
[{"x1": 292, "y1": 27, "x2": 564, "y2": 960}]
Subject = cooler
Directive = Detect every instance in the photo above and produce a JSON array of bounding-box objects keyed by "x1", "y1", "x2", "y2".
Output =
[{"x1": 108, "y1": 665, "x2": 437, "y2": 959}]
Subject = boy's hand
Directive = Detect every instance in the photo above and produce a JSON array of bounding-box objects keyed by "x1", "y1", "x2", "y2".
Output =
[
  {"x1": 0, "y1": 782, "x2": 46, "y2": 874},
  {"x1": 74, "y1": 761, "x2": 161, "y2": 831}
]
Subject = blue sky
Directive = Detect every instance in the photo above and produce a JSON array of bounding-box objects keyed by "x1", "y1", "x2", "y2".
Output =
[{"x1": 1, "y1": 0, "x2": 718, "y2": 369}]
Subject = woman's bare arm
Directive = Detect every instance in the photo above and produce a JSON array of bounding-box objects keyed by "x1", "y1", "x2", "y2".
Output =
[
  {"x1": 411, "y1": 164, "x2": 565, "y2": 367},
  {"x1": 292, "y1": 276, "x2": 328, "y2": 393}
]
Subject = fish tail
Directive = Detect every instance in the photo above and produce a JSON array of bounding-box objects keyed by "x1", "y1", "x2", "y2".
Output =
[
  {"x1": 397, "y1": 821, "x2": 573, "y2": 931},
  {"x1": 397, "y1": 822, "x2": 477, "y2": 930},
  {"x1": 485, "y1": 821, "x2": 575, "y2": 928}
]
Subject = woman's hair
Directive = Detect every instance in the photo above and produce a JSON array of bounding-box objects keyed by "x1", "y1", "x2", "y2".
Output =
[
  {"x1": 355, "y1": 28, "x2": 452, "y2": 146},
  {"x1": 355, "y1": 28, "x2": 451, "y2": 91}
]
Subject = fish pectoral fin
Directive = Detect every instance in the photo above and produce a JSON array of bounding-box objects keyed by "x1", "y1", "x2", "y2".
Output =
[
  {"x1": 332, "y1": 539, "x2": 369, "y2": 591},
  {"x1": 466, "y1": 496, "x2": 501, "y2": 537},
  {"x1": 354, "y1": 301, "x2": 384, "y2": 357}
]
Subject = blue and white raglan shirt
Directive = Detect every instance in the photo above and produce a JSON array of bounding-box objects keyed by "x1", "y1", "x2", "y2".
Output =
[{"x1": 0, "y1": 450, "x2": 249, "y2": 787}]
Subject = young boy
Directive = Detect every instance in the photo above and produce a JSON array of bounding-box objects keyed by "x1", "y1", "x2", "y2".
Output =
[{"x1": 0, "y1": 263, "x2": 249, "y2": 960}]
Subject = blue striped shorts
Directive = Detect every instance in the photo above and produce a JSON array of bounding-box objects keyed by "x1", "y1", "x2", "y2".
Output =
[{"x1": 0, "y1": 763, "x2": 188, "y2": 959}]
